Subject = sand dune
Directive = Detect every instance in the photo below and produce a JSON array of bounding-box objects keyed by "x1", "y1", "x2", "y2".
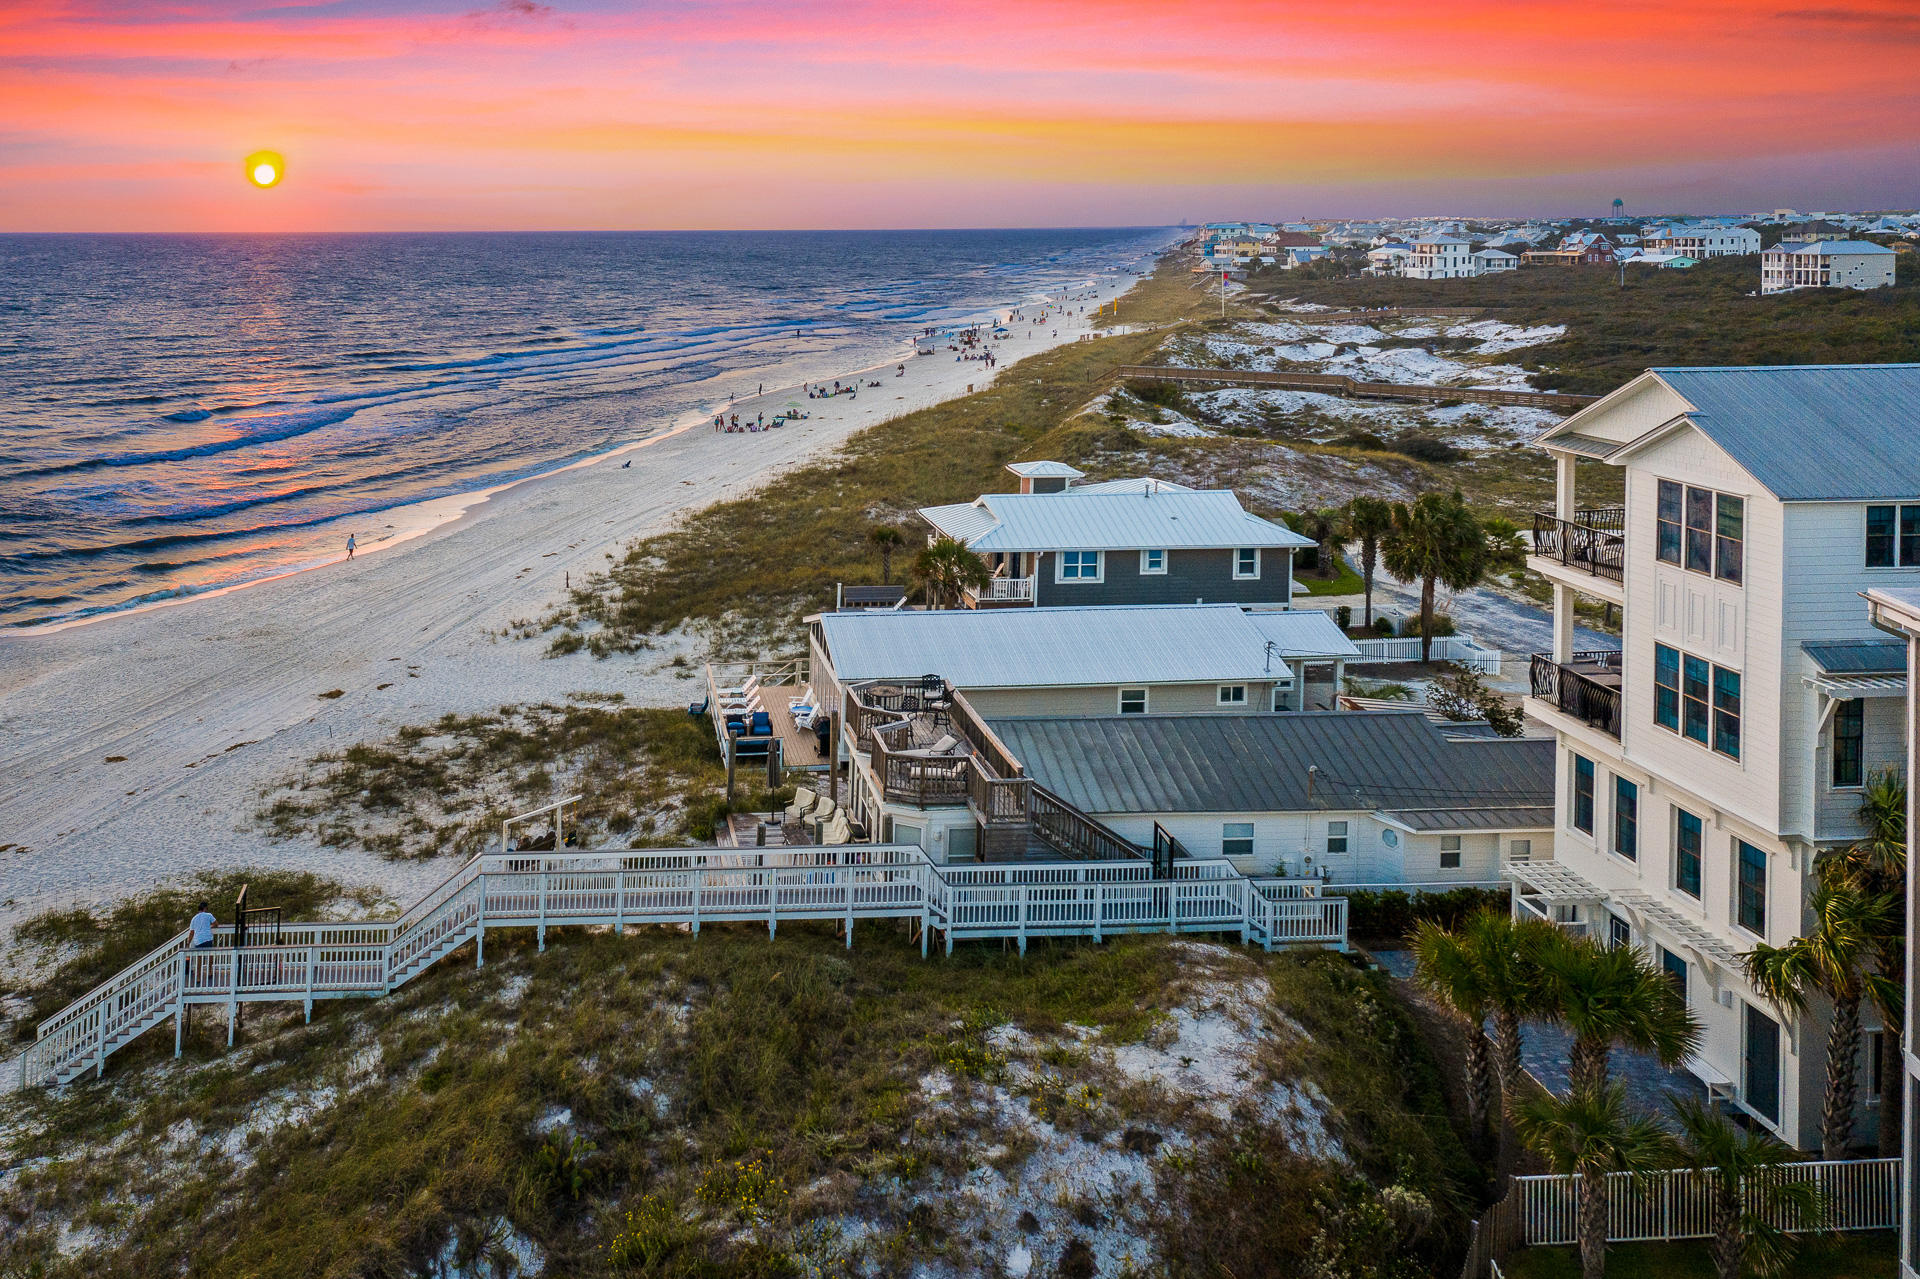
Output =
[{"x1": 0, "y1": 275, "x2": 1138, "y2": 931}]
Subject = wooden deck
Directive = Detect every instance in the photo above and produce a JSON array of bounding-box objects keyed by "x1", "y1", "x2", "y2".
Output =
[{"x1": 758, "y1": 683, "x2": 829, "y2": 770}]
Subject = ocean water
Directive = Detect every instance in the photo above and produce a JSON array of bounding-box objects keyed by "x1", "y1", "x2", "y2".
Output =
[{"x1": 0, "y1": 228, "x2": 1171, "y2": 628}]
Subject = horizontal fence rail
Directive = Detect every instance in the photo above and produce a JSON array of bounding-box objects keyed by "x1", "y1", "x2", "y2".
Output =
[
  {"x1": 1348, "y1": 633, "x2": 1503, "y2": 674},
  {"x1": 1515, "y1": 1159, "x2": 1899, "y2": 1247},
  {"x1": 21, "y1": 843, "x2": 1346, "y2": 1089}
]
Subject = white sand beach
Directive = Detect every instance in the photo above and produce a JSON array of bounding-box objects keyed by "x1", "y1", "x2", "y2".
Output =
[{"x1": 0, "y1": 274, "x2": 1140, "y2": 931}]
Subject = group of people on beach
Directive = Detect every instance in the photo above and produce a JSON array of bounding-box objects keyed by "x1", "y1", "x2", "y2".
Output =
[
  {"x1": 806, "y1": 380, "x2": 858, "y2": 400},
  {"x1": 714, "y1": 411, "x2": 800, "y2": 433}
]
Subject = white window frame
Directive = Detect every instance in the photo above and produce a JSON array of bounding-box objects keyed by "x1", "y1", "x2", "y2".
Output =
[
  {"x1": 1233, "y1": 548, "x2": 1261, "y2": 580},
  {"x1": 1118, "y1": 687, "x2": 1148, "y2": 714},
  {"x1": 1056, "y1": 550, "x2": 1103, "y2": 583},
  {"x1": 1139, "y1": 548, "x2": 1167, "y2": 575},
  {"x1": 1439, "y1": 833, "x2": 1462, "y2": 869},
  {"x1": 1217, "y1": 684, "x2": 1247, "y2": 706},
  {"x1": 1326, "y1": 820, "x2": 1349, "y2": 854},
  {"x1": 1221, "y1": 822, "x2": 1254, "y2": 859}
]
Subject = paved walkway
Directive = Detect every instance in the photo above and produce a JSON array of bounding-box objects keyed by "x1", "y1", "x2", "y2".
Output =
[{"x1": 1375, "y1": 950, "x2": 1703, "y2": 1125}]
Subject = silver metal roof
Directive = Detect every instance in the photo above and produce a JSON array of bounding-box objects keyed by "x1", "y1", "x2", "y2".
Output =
[
  {"x1": 1247, "y1": 609, "x2": 1363, "y2": 660},
  {"x1": 1005, "y1": 460, "x2": 1086, "y2": 478},
  {"x1": 1651, "y1": 365, "x2": 1920, "y2": 501},
  {"x1": 1067, "y1": 476, "x2": 1195, "y2": 496},
  {"x1": 918, "y1": 489, "x2": 1313, "y2": 552},
  {"x1": 818, "y1": 604, "x2": 1292, "y2": 688},
  {"x1": 988, "y1": 711, "x2": 1553, "y2": 815},
  {"x1": 1802, "y1": 638, "x2": 1906, "y2": 674},
  {"x1": 1392, "y1": 806, "x2": 1555, "y2": 832},
  {"x1": 917, "y1": 501, "x2": 998, "y2": 543}
]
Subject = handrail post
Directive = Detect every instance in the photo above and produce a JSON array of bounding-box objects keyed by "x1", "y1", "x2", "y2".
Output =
[
  {"x1": 615, "y1": 869, "x2": 625, "y2": 936},
  {"x1": 1017, "y1": 884, "x2": 1028, "y2": 956},
  {"x1": 226, "y1": 949, "x2": 239, "y2": 1047},
  {"x1": 95, "y1": 1002, "x2": 107, "y2": 1080},
  {"x1": 305, "y1": 943, "x2": 317, "y2": 1023},
  {"x1": 475, "y1": 873, "x2": 486, "y2": 968},
  {"x1": 767, "y1": 866, "x2": 778, "y2": 940},
  {"x1": 844, "y1": 868, "x2": 854, "y2": 950},
  {"x1": 537, "y1": 869, "x2": 548, "y2": 953},
  {"x1": 692, "y1": 868, "x2": 702, "y2": 936},
  {"x1": 174, "y1": 952, "x2": 187, "y2": 1058},
  {"x1": 1094, "y1": 883, "x2": 1104, "y2": 943}
]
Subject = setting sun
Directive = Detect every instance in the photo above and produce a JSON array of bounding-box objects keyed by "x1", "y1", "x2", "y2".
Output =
[{"x1": 243, "y1": 151, "x2": 284, "y2": 189}]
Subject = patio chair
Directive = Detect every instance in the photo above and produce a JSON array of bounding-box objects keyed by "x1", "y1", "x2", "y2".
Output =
[
  {"x1": 713, "y1": 673, "x2": 760, "y2": 701},
  {"x1": 920, "y1": 674, "x2": 953, "y2": 726},
  {"x1": 785, "y1": 789, "x2": 820, "y2": 824},
  {"x1": 821, "y1": 811, "x2": 852, "y2": 846},
  {"x1": 748, "y1": 710, "x2": 773, "y2": 738}
]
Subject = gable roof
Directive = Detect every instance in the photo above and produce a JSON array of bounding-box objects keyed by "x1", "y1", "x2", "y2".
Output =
[
  {"x1": 989, "y1": 712, "x2": 1554, "y2": 817},
  {"x1": 817, "y1": 604, "x2": 1295, "y2": 688},
  {"x1": 1646, "y1": 365, "x2": 1920, "y2": 501},
  {"x1": 917, "y1": 489, "x2": 1313, "y2": 552},
  {"x1": 1246, "y1": 609, "x2": 1363, "y2": 659},
  {"x1": 1005, "y1": 460, "x2": 1086, "y2": 479}
]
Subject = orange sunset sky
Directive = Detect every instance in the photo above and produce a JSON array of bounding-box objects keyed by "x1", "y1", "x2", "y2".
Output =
[{"x1": 3, "y1": 0, "x2": 1917, "y2": 231}]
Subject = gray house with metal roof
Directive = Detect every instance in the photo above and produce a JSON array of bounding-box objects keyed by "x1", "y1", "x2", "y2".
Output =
[
  {"x1": 991, "y1": 712, "x2": 1555, "y2": 885},
  {"x1": 917, "y1": 461, "x2": 1313, "y2": 609}
]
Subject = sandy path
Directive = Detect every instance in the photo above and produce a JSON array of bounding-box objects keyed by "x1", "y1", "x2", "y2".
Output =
[{"x1": 0, "y1": 275, "x2": 1140, "y2": 930}]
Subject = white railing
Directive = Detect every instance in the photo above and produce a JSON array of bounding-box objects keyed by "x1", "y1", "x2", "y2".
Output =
[
  {"x1": 1349, "y1": 634, "x2": 1502, "y2": 674},
  {"x1": 966, "y1": 576, "x2": 1036, "y2": 604},
  {"x1": 22, "y1": 845, "x2": 1347, "y2": 1089},
  {"x1": 1515, "y1": 1159, "x2": 1899, "y2": 1246}
]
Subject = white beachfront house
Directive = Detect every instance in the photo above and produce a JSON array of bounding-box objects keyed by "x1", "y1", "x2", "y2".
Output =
[
  {"x1": 1516, "y1": 363, "x2": 1920, "y2": 1150},
  {"x1": 1367, "y1": 244, "x2": 1413, "y2": 277},
  {"x1": 806, "y1": 603, "x2": 1360, "y2": 859},
  {"x1": 1405, "y1": 235, "x2": 1477, "y2": 279},
  {"x1": 1472, "y1": 248, "x2": 1519, "y2": 274},
  {"x1": 1642, "y1": 225, "x2": 1762, "y2": 257},
  {"x1": 1761, "y1": 241, "x2": 1898, "y2": 295},
  {"x1": 990, "y1": 711, "x2": 1554, "y2": 884},
  {"x1": 1861, "y1": 585, "x2": 1920, "y2": 1278}
]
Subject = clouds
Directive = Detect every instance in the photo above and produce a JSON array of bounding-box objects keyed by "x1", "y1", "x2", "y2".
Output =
[{"x1": 0, "y1": 0, "x2": 1916, "y2": 230}]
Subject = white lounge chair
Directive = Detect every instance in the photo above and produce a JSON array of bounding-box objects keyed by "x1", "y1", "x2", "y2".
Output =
[
  {"x1": 713, "y1": 674, "x2": 760, "y2": 702},
  {"x1": 784, "y1": 788, "x2": 820, "y2": 824},
  {"x1": 821, "y1": 812, "x2": 851, "y2": 846}
]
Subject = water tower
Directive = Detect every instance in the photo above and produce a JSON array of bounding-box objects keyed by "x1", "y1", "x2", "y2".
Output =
[{"x1": 1611, "y1": 197, "x2": 1625, "y2": 220}]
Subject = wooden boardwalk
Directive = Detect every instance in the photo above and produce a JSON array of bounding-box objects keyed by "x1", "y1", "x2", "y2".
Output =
[
  {"x1": 1115, "y1": 365, "x2": 1597, "y2": 411},
  {"x1": 18, "y1": 846, "x2": 1348, "y2": 1089}
]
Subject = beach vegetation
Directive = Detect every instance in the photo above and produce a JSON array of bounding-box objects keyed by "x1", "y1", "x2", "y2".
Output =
[
  {"x1": 255, "y1": 700, "x2": 736, "y2": 859},
  {"x1": 0, "y1": 908, "x2": 1481, "y2": 1279}
]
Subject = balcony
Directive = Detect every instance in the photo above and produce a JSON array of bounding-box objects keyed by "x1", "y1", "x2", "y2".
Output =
[
  {"x1": 1531, "y1": 508, "x2": 1625, "y2": 583},
  {"x1": 963, "y1": 575, "x2": 1036, "y2": 607},
  {"x1": 1529, "y1": 651, "x2": 1622, "y2": 738}
]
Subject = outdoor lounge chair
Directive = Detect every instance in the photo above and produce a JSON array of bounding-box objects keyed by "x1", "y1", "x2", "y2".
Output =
[
  {"x1": 749, "y1": 710, "x2": 773, "y2": 738},
  {"x1": 785, "y1": 788, "x2": 820, "y2": 824},
  {"x1": 821, "y1": 811, "x2": 851, "y2": 846},
  {"x1": 714, "y1": 674, "x2": 760, "y2": 701}
]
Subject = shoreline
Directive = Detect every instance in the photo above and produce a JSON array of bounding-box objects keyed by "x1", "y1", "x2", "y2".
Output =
[
  {"x1": 11, "y1": 281, "x2": 1117, "y2": 638},
  {"x1": 0, "y1": 265, "x2": 1147, "y2": 931}
]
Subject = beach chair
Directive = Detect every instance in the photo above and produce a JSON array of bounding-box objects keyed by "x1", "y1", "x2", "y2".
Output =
[
  {"x1": 784, "y1": 788, "x2": 820, "y2": 824},
  {"x1": 821, "y1": 811, "x2": 851, "y2": 846},
  {"x1": 713, "y1": 673, "x2": 760, "y2": 702}
]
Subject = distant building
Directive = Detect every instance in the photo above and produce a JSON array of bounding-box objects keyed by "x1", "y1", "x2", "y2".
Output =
[
  {"x1": 1642, "y1": 225, "x2": 1761, "y2": 257},
  {"x1": 1761, "y1": 241, "x2": 1897, "y2": 294},
  {"x1": 1366, "y1": 244, "x2": 1412, "y2": 277},
  {"x1": 1473, "y1": 248, "x2": 1519, "y2": 274},
  {"x1": 1779, "y1": 219, "x2": 1850, "y2": 244},
  {"x1": 1406, "y1": 234, "x2": 1476, "y2": 279}
]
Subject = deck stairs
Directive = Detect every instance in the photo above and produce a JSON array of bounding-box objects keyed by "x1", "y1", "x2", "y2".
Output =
[{"x1": 20, "y1": 843, "x2": 1347, "y2": 1090}]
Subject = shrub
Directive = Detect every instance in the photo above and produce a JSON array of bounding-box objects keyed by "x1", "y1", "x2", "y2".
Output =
[
  {"x1": 1335, "y1": 605, "x2": 1352, "y2": 629},
  {"x1": 1334, "y1": 887, "x2": 1511, "y2": 944},
  {"x1": 1372, "y1": 616, "x2": 1396, "y2": 637},
  {"x1": 606, "y1": 1196, "x2": 695, "y2": 1271},
  {"x1": 1408, "y1": 612, "x2": 1455, "y2": 638},
  {"x1": 1393, "y1": 435, "x2": 1463, "y2": 464}
]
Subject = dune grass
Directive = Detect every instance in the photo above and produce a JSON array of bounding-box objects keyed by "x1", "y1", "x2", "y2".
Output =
[
  {"x1": 256, "y1": 697, "x2": 741, "y2": 860},
  {"x1": 549, "y1": 264, "x2": 1220, "y2": 656},
  {"x1": 1, "y1": 918, "x2": 1479, "y2": 1279}
]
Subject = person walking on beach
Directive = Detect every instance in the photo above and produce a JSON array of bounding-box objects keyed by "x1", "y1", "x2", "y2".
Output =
[
  {"x1": 345, "y1": 533, "x2": 356, "y2": 560},
  {"x1": 190, "y1": 901, "x2": 216, "y2": 949}
]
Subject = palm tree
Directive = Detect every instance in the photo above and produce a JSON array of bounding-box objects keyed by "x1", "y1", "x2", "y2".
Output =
[
  {"x1": 912, "y1": 535, "x2": 991, "y2": 609},
  {"x1": 1480, "y1": 515, "x2": 1529, "y2": 577},
  {"x1": 1833, "y1": 769, "x2": 1908, "y2": 1157},
  {"x1": 1514, "y1": 1083, "x2": 1674, "y2": 1279},
  {"x1": 1410, "y1": 919, "x2": 1496, "y2": 1135},
  {"x1": 1287, "y1": 507, "x2": 1343, "y2": 580},
  {"x1": 1537, "y1": 933, "x2": 1700, "y2": 1097},
  {"x1": 1742, "y1": 869, "x2": 1900, "y2": 1159},
  {"x1": 1380, "y1": 491, "x2": 1490, "y2": 663},
  {"x1": 1670, "y1": 1096, "x2": 1825, "y2": 1279},
  {"x1": 1344, "y1": 496, "x2": 1393, "y2": 627},
  {"x1": 1460, "y1": 910, "x2": 1557, "y2": 1134},
  {"x1": 867, "y1": 525, "x2": 904, "y2": 584}
]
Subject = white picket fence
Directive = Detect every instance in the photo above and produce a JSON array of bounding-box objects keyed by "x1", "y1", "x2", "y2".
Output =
[
  {"x1": 20, "y1": 845, "x2": 1347, "y2": 1089},
  {"x1": 1348, "y1": 634, "x2": 1502, "y2": 674},
  {"x1": 1515, "y1": 1158, "x2": 1899, "y2": 1246}
]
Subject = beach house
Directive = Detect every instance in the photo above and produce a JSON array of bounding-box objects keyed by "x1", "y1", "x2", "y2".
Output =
[
  {"x1": 989, "y1": 712, "x2": 1554, "y2": 883},
  {"x1": 1641, "y1": 224, "x2": 1761, "y2": 257},
  {"x1": 915, "y1": 462, "x2": 1315, "y2": 609},
  {"x1": 1405, "y1": 234, "x2": 1477, "y2": 279},
  {"x1": 1517, "y1": 363, "x2": 1920, "y2": 1150},
  {"x1": 1760, "y1": 241, "x2": 1897, "y2": 295}
]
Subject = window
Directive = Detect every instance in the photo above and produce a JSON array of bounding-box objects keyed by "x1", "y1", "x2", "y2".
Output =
[
  {"x1": 1867, "y1": 505, "x2": 1897, "y2": 567},
  {"x1": 1685, "y1": 486, "x2": 1714, "y2": 573},
  {"x1": 1712, "y1": 667, "x2": 1741, "y2": 759},
  {"x1": 1613, "y1": 777, "x2": 1638, "y2": 860},
  {"x1": 1057, "y1": 550, "x2": 1102, "y2": 582},
  {"x1": 1327, "y1": 821, "x2": 1349, "y2": 854},
  {"x1": 1675, "y1": 809, "x2": 1703, "y2": 899},
  {"x1": 1737, "y1": 840, "x2": 1767, "y2": 935},
  {"x1": 1656, "y1": 480, "x2": 1683, "y2": 565},
  {"x1": 1682, "y1": 654, "x2": 1711, "y2": 744},
  {"x1": 1906, "y1": 507, "x2": 1920, "y2": 568},
  {"x1": 1234, "y1": 548, "x2": 1261, "y2": 579},
  {"x1": 1659, "y1": 947, "x2": 1688, "y2": 1000},
  {"x1": 1217, "y1": 684, "x2": 1247, "y2": 706},
  {"x1": 1833, "y1": 698, "x2": 1864, "y2": 787},
  {"x1": 1715, "y1": 495, "x2": 1743, "y2": 583},
  {"x1": 1439, "y1": 835, "x2": 1461, "y2": 869},
  {"x1": 1222, "y1": 823, "x2": 1254, "y2": 859},
  {"x1": 1118, "y1": 688, "x2": 1148, "y2": 715},
  {"x1": 1609, "y1": 914, "x2": 1631, "y2": 950},
  {"x1": 1508, "y1": 838, "x2": 1532, "y2": 862},
  {"x1": 1654, "y1": 644, "x2": 1681, "y2": 731},
  {"x1": 1572, "y1": 755, "x2": 1595, "y2": 834},
  {"x1": 1139, "y1": 548, "x2": 1166, "y2": 574}
]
